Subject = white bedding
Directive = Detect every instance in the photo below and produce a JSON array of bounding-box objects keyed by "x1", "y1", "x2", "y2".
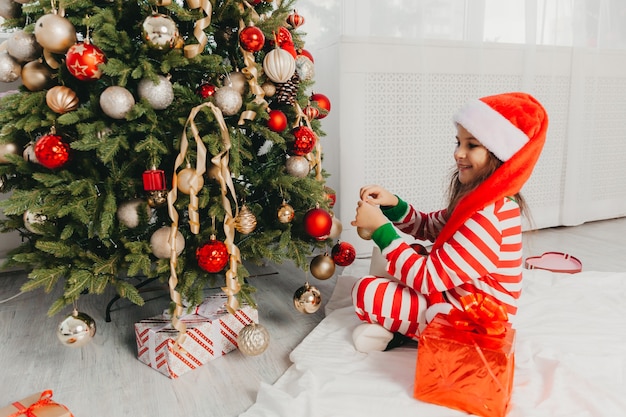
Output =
[{"x1": 241, "y1": 261, "x2": 626, "y2": 417}]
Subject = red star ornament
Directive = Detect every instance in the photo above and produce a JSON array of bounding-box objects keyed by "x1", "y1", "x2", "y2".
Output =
[{"x1": 66, "y1": 42, "x2": 107, "y2": 81}]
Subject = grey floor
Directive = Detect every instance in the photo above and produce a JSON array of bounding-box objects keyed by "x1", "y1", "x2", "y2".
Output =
[{"x1": 1, "y1": 216, "x2": 625, "y2": 417}]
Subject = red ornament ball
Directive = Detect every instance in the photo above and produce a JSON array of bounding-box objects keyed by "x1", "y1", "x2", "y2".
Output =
[
  {"x1": 196, "y1": 83, "x2": 216, "y2": 99},
  {"x1": 196, "y1": 238, "x2": 229, "y2": 273},
  {"x1": 239, "y1": 25, "x2": 265, "y2": 52},
  {"x1": 291, "y1": 126, "x2": 317, "y2": 156},
  {"x1": 303, "y1": 207, "x2": 332, "y2": 239},
  {"x1": 287, "y1": 10, "x2": 305, "y2": 29},
  {"x1": 34, "y1": 134, "x2": 70, "y2": 169},
  {"x1": 267, "y1": 109, "x2": 287, "y2": 132},
  {"x1": 66, "y1": 42, "x2": 106, "y2": 81},
  {"x1": 331, "y1": 241, "x2": 356, "y2": 267},
  {"x1": 310, "y1": 93, "x2": 331, "y2": 119},
  {"x1": 324, "y1": 186, "x2": 336, "y2": 208}
]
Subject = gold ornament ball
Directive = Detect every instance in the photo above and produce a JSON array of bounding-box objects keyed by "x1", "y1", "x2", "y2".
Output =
[
  {"x1": 7, "y1": 30, "x2": 42, "y2": 63},
  {"x1": 34, "y1": 13, "x2": 77, "y2": 54},
  {"x1": 214, "y1": 85, "x2": 243, "y2": 116},
  {"x1": 234, "y1": 205, "x2": 257, "y2": 235},
  {"x1": 0, "y1": 142, "x2": 19, "y2": 164},
  {"x1": 23, "y1": 210, "x2": 47, "y2": 234},
  {"x1": 293, "y1": 283, "x2": 322, "y2": 314},
  {"x1": 177, "y1": 166, "x2": 204, "y2": 195},
  {"x1": 261, "y1": 81, "x2": 276, "y2": 97},
  {"x1": 57, "y1": 309, "x2": 96, "y2": 347},
  {"x1": 117, "y1": 198, "x2": 151, "y2": 228},
  {"x1": 329, "y1": 216, "x2": 343, "y2": 239},
  {"x1": 277, "y1": 202, "x2": 295, "y2": 224},
  {"x1": 147, "y1": 189, "x2": 168, "y2": 208},
  {"x1": 238, "y1": 323, "x2": 270, "y2": 356},
  {"x1": 100, "y1": 86, "x2": 135, "y2": 119},
  {"x1": 285, "y1": 155, "x2": 310, "y2": 178},
  {"x1": 310, "y1": 253, "x2": 336, "y2": 280},
  {"x1": 357, "y1": 226, "x2": 373, "y2": 240},
  {"x1": 227, "y1": 71, "x2": 247, "y2": 95},
  {"x1": 46, "y1": 85, "x2": 79, "y2": 114},
  {"x1": 150, "y1": 226, "x2": 185, "y2": 259},
  {"x1": 142, "y1": 13, "x2": 180, "y2": 50},
  {"x1": 0, "y1": 51, "x2": 21, "y2": 83},
  {"x1": 21, "y1": 60, "x2": 54, "y2": 91}
]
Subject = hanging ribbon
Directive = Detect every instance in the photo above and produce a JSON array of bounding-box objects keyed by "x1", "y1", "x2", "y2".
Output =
[
  {"x1": 447, "y1": 293, "x2": 509, "y2": 337},
  {"x1": 184, "y1": 0, "x2": 212, "y2": 59},
  {"x1": 237, "y1": 19, "x2": 268, "y2": 125}
]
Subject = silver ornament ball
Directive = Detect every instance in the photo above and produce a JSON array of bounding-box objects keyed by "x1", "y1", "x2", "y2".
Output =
[
  {"x1": 214, "y1": 85, "x2": 243, "y2": 116},
  {"x1": 138, "y1": 75, "x2": 174, "y2": 110},
  {"x1": 0, "y1": 51, "x2": 21, "y2": 83},
  {"x1": 285, "y1": 155, "x2": 310, "y2": 178},
  {"x1": 238, "y1": 323, "x2": 270, "y2": 356},
  {"x1": 100, "y1": 86, "x2": 135, "y2": 119},
  {"x1": 23, "y1": 210, "x2": 47, "y2": 234},
  {"x1": 7, "y1": 30, "x2": 42, "y2": 63},
  {"x1": 57, "y1": 309, "x2": 96, "y2": 347}
]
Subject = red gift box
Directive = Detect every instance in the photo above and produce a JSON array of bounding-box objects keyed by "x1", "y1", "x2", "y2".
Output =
[
  {"x1": 414, "y1": 296, "x2": 515, "y2": 417},
  {"x1": 135, "y1": 294, "x2": 257, "y2": 378},
  {"x1": 0, "y1": 390, "x2": 73, "y2": 417}
]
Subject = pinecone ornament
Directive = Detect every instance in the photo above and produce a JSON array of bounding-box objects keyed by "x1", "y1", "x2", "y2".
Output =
[{"x1": 275, "y1": 72, "x2": 300, "y2": 105}]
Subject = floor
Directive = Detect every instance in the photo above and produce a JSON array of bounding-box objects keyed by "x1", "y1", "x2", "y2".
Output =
[{"x1": 1, "y1": 216, "x2": 625, "y2": 417}]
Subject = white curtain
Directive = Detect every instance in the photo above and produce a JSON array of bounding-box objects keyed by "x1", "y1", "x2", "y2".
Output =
[{"x1": 298, "y1": 0, "x2": 626, "y2": 255}]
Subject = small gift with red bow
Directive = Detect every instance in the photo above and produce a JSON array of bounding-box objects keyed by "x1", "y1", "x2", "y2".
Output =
[
  {"x1": 0, "y1": 390, "x2": 73, "y2": 417},
  {"x1": 413, "y1": 294, "x2": 516, "y2": 417}
]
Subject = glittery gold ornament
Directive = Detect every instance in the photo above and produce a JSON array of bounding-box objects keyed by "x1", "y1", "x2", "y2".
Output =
[
  {"x1": 310, "y1": 253, "x2": 336, "y2": 280},
  {"x1": 238, "y1": 323, "x2": 270, "y2": 356},
  {"x1": 46, "y1": 86, "x2": 79, "y2": 114},
  {"x1": 234, "y1": 204, "x2": 257, "y2": 234},
  {"x1": 293, "y1": 282, "x2": 322, "y2": 314},
  {"x1": 147, "y1": 189, "x2": 168, "y2": 207},
  {"x1": 277, "y1": 201, "x2": 295, "y2": 224},
  {"x1": 57, "y1": 309, "x2": 96, "y2": 347},
  {"x1": 261, "y1": 81, "x2": 276, "y2": 97}
]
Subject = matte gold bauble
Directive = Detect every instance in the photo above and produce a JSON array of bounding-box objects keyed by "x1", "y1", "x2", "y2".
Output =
[
  {"x1": 238, "y1": 323, "x2": 270, "y2": 356},
  {"x1": 285, "y1": 155, "x2": 310, "y2": 178},
  {"x1": 0, "y1": 51, "x2": 21, "y2": 83},
  {"x1": 357, "y1": 226, "x2": 373, "y2": 240},
  {"x1": 46, "y1": 85, "x2": 79, "y2": 114},
  {"x1": 100, "y1": 86, "x2": 135, "y2": 119},
  {"x1": 293, "y1": 283, "x2": 322, "y2": 314},
  {"x1": 21, "y1": 60, "x2": 53, "y2": 91},
  {"x1": 57, "y1": 309, "x2": 96, "y2": 347},
  {"x1": 310, "y1": 253, "x2": 336, "y2": 280},
  {"x1": 177, "y1": 166, "x2": 204, "y2": 195},
  {"x1": 261, "y1": 81, "x2": 275, "y2": 97},
  {"x1": 0, "y1": 142, "x2": 19, "y2": 164},
  {"x1": 226, "y1": 71, "x2": 247, "y2": 95},
  {"x1": 7, "y1": 30, "x2": 42, "y2": 63},
  {"x1": 214, "y1": 85, "x2": 242, "y2": 116},
  {"x1": 150, "y1": 226, "x2": 185, "y2": 259},
  {"x1": 277, "y1": 202, "x2": 295, "y2": 224},
  {"x1": 34, "y1": 13, "x2": 77, "y2": 54},
  {"x1": 234, "y1": 204, "x2": 257, "y2": 235}
]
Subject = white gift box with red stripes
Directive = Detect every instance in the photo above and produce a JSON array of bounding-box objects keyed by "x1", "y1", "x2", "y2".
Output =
[{"x1": 135, "y1": 294, "x2": 258, "y2": 378}]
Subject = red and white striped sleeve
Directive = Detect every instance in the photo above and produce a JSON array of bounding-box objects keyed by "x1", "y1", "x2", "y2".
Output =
[{"x1": 391, "y1": 204, "x2": 447, "y2": 243}]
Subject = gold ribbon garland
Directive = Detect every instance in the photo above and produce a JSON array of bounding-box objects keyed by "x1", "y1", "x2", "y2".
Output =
[
  {"x1": 184, "y1": 0, "x2": 212, "y2": 59},
  {"x1": 237, "y1": 20, "x2": 269, "y2": 126}
]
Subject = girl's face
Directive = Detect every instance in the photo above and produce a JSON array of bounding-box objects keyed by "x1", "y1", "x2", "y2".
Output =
[{"x1": 454, "y1": 124, "x2": 491, "y2": 185}]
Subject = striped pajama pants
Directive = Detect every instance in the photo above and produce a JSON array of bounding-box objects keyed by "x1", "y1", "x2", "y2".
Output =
[{"x1": 351, "y1": 276, "x2": 451, "y2": 340}]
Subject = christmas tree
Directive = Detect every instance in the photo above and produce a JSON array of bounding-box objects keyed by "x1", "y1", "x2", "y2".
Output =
[{"x1": 0, "y1": 0, "x2": 349, "y2": 318}]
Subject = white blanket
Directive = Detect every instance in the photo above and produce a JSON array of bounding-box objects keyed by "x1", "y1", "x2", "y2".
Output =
[{"x1": 241, "y1": 262, "x2": 626, "y2": 417}]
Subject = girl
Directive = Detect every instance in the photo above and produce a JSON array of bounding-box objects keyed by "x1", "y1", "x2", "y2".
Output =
[{"x1": 350, "y1": 92, "x2": 548, "y2": 352}]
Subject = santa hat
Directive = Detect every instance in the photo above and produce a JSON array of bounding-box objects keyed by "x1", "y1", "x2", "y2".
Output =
[{"x1": 432, "y1": 92, "x2": 548, "y2": 250}]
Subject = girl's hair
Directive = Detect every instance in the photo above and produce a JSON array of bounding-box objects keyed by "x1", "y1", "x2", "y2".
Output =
[{"x1": 446, "y1": 151, "x2": 529, "y2": 217}]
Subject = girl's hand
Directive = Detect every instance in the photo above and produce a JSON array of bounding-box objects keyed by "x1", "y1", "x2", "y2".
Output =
[
  {"x1": 359, "y1": 185, "x2": 398, "y2": 207},
  {"x1": 351, "y1": 200, "x2": 389, "y2": 232}
]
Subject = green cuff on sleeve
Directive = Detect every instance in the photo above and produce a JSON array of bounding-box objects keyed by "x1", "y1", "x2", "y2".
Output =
[
  {"x1": 381, "y1": 196, "x2": 408, "y2": 222},
  {"x1": 371, "y1": 222, "x2": 400, "y2": 250}
]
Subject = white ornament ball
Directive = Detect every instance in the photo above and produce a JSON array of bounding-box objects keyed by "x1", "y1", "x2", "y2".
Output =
[
  {"x1": 23, "y1": 210, "x2": 47, "y2": 234},
  {"x1": 150, "y1": 226, "x2": 185, "y2": 259},
  {"x1": 100, "y1": 86, "x2": 135, "y2": 119},
  {"x1": 138, "y1": 75, "x2": 174, "y2": 110},
  {"x1": 0, "y1": 51, "x2": 21, "y2": 83},
  {"x1": 7, "y1": 30, "x2": 42, "y2": 63},
  {"x1": 238, "y1": 323, "x2": 270, "y2": 356},
  {"x1": 214, "y1": 85, "x2": 243, "y2": 116},
  {"x1": 117, "y1": 198, "x2": 150, "y2": 228},
  {"x1": 57, "y1": 309, "x2": 96, "y2": 347},
  {"x1": 285, "y1": 155, "x2": 310, "y2": 178}
]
